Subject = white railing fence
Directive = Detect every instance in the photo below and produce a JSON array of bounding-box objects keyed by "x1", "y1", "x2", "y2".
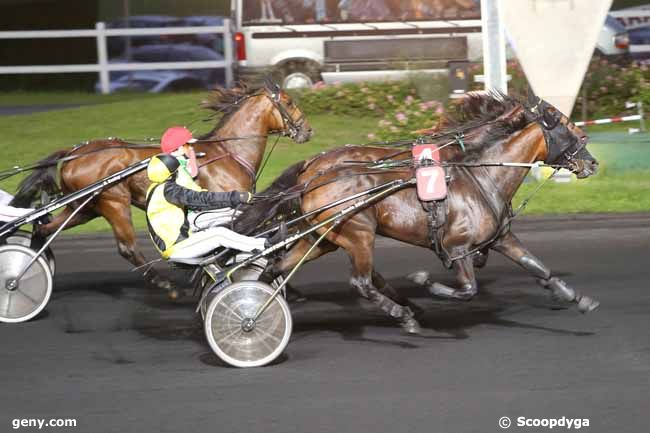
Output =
[{"x1": 0, "y1": 20, "x2": 233, "y2": 94}]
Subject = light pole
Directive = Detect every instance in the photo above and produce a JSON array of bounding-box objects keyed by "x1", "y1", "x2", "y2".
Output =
[{"x1": 481, "y1": 0, "x2": 508, "y2": 93}]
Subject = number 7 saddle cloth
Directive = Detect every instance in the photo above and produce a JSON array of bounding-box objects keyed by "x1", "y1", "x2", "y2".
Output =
[{"x1": 411, "y1": 144, "x2": 450, "y2": 266}]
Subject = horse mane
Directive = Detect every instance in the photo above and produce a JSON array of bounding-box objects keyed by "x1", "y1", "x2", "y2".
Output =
[
  {"x1": 436, "y1": 91, "x2": 529, "y2": 157},
  {"x1": 199, "y1": 77, "x2": 276, "y2": 138}
]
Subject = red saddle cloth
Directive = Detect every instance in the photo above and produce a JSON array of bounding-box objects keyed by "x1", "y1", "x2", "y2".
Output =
[{"x1": 412, "y1": 144, "x2": 447, "y2": 201}]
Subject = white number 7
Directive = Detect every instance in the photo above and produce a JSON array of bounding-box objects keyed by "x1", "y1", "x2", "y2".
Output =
[{"x1": 420, "y1": 168, "x2": 439, "y2": 193}]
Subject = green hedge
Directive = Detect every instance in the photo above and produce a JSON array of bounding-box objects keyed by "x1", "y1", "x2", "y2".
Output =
[{"x1": 290, "y1": 79, "x2": 446, "y2": 140}]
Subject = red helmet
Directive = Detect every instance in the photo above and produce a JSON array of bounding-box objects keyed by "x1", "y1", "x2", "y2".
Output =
[{"x1": 160, "y1": 126, "x2": 197, "y2": 154}]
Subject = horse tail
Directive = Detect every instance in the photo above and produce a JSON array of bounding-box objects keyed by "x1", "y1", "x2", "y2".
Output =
[
  {"x1": 10, "y1": 149, "x2": 67, "y2": 207},
  {"x1": 234, "y1": 160, "x2": 307, "y2": 235}
]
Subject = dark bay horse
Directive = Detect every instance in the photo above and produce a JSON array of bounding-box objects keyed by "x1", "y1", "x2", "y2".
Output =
[
  {"x1": 12, "y1": 81, "x2": 312, "y2": 292},
  {"x1": 236, "y1": 91, "x2": 599, "y2": 334}
]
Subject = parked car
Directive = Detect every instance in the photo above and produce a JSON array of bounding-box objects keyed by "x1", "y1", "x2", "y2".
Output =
[
  {"x1": 596, "y1": 15, "x2": 630, "y2": 57},
  {"x1": 106, "y1": 15, "x2": 184, "y2": 57},
  {"x1": 628, "y1": 25, "x2": 650, "y2": 60},
  {"x1": 95, "y1": 71, "x2": 209, "y2": 93},
  {"x1": 95, "y1": 43, "x2": 225, "y2": 93},
  {"x1": 106, "y1": 15, "x2": 227, "y2": 57},
  {"x1": 182, "y1": 15, "x2": 226, "y2": 53}
]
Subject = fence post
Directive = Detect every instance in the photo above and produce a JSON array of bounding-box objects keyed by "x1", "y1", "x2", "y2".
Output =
[
  {"x1": 95, "y1": 22, "x2": 110, "y2": 94},
  {"x1": 223, "y1": 18, "x2": 234, "y2": 88},
  {"x1": 638, "y1": 101, "x2": 646, "y2": 132}
]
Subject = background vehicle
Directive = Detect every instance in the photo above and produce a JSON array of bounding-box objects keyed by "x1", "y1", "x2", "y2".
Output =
[
  {"x1": 596, "y1": 15, "x2": 630, "y2": 57},
  {"x1": 628, "y1": 25, "x2": 650, "y2": 59},
  {"x1": 98, "y1": 17, "x2": 227, "y2": 93},
  {"x1": 231, "y1": 0, "x2": 483, "y2": 88},
  {"x1": 95, "y1": 43, "x2": 225, "y2": 93},
  {"x1": 610, "y1": 4, "x2": 650, "y2": 60}
]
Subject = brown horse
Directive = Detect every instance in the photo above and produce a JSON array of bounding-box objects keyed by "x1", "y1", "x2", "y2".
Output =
[
  {"x1": 236, "y1": 91, "x2": 599, "y2": 334},
  {"x1": 12, "y1": 80, "x2": 312, "y2": 291}
]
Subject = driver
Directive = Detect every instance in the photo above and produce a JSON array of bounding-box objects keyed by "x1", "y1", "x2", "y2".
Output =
[{"x1": 145, "y1": 126, "x2": 282, "y2": 261}]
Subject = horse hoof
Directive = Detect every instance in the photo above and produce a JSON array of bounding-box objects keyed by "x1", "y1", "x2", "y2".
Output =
[
  {"x1": 167, "y1": 288, "x2": 183, "y2": 302},
  {"x1": 407, "y1": 271, "x2": 430, "y2": 286},
  {"x1": 473, "y1": 251, "x2": 489, "y2": 268},
  {"x1": 150, "y1": 275, "x2": 173, "y2": 291},
  {"x1": 401, "y1": 317, "x2": 421, "y2": 335},
  {"x1": 429, "y1": 283, "x2": 475, "y2": 301},
  {"x1": 285, "y1": 287, "x2": 307, "y2": 303},
  {"x1": 577, "y1": 296, "x2": 599, "y2": 313}
]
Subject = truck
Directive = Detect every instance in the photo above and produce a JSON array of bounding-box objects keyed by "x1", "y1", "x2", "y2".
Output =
[{"x1": 231, "y1": 0, "x2": 483, "y2": 88}]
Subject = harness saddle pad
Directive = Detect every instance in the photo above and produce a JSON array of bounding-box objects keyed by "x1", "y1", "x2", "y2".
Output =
[{"x1": 412, "y1": 143, "x2": 447, "y2": 201}]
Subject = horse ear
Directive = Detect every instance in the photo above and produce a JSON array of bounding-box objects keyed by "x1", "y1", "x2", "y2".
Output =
[
  {"x1": 263, "y1": 75, "x2": 280, "y2": 92},
  {"x1": 262, "y1": 75, "x2": 272, "y2": 90}
]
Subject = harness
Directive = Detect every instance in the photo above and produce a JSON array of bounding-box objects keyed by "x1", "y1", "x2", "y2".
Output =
[
  {"x1": 431, "y1": 97, "x2": 587, "y2": 264},
  {"x1": 197, "y1": 146, "x2": 257, "y2": 180}
]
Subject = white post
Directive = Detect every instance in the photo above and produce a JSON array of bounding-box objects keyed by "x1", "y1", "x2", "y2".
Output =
[
  {"x1": 95, "y1": 22, "x2": 110, "y2": 94},
  {"x1": 638, "y1": 101, "x2": 646, "y2": 132},
  {"x1": 223, "y1": 18, "x2": 234, "y2": 88},
  {"x1": 481, "y1": 0, "x2": 507, "y2": 93}
]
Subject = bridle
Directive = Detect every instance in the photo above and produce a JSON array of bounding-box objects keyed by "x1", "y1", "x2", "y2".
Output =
[
  {"x1": 527, "y1": 97, "x2": 587, "y2": 167},
  {"x1": 220, "y1": 86, "x2": 307, "y2": 140},
  {"x1": 265, "y1": 88, "x2": 307, "y2": 140}
]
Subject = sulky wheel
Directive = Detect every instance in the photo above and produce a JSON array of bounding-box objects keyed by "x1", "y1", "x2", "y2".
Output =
[
  {"x1": 204, "y1": 280, "x2": 292, "y2": 368},
  {"x1": 4, "y1": 230, "x2": 56, "y2": 276},
  {"x1": 0, "y1": 244, "x2": 53, "y2": 323}
]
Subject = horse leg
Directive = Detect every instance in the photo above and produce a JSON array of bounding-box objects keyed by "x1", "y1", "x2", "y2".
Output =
[
  {"x1": 36, "y1": 205, "x2": 97, "y2": 237},
  {"x1": 344, "y1": 233, "x2": 420, "y2": 334},
  {"x1": 409, "y1": 254, "x2": 478, "y2": 301},
  {"x1": 491, "y1": 231, "x2": 599, "y2": 313},
  {"x1": 265, "y1": 238, "x2": 339, "y2": 301},
  {"x1": 94, "y1": 198, "x2": 174, "y2": 296},
  {"x1": 473, "y1": 247, "x2": 490, "y2": 269},
  {"x1": 371, "y1": 270, "x2": 404, "y2": 302}
]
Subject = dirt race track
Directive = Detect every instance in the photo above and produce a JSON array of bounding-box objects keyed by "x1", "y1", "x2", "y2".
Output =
[{"x1": 0, "y1": 214, "x2": 648, "y2": 433}]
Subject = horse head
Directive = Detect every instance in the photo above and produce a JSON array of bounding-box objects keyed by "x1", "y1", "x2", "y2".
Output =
[
  {"x1": 263, "y1": 76, "x2": 313, "y2": 143},
  {"x1": 525, "y1": 88, "x2": 598, "y2": 179}
]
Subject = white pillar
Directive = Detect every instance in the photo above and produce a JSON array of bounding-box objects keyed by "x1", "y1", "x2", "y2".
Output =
[
  {"x1": 481, "y1": 0, "x2": 508, "y2": 93},
  {"x1": 95, "y1": 22, "x2": 110, "y2": 94},
  {"x1": 223, "y1": 18, "x2": 234, "y2": 88}
]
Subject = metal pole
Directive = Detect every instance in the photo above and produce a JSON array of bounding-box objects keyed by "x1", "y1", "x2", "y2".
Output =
[
  {"x1": 223, "y1": 18, "x2": 234, "y2": 88},
  {"x1": 638, "y1": 101, "x2": 646, "y2": 132},
  {"x1": 123, "y1": 0, "x2": 132, "y2": 89},
  {"x1": 9, "y1": 192, "x2": 98, "y2": 287},
  {"x1": 481, "y1": 0, "x2": 508, "y2": 93},
  {"x1": 95, "y1": 22, "x2": 110, "y2": 94},
  {"x1": 251, "y1": 224, "x2": 336, "y2": 322}
]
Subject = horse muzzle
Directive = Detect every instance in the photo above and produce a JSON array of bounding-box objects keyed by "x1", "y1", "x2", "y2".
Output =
[
  {"x1": 293, "y1": 126, "x2": 313, "y2": 144},
  {"x1": 569, "y1": 159, "x2": 598, "y2": 179}
]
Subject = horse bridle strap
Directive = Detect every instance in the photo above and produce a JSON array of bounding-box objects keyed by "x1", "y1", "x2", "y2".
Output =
[
  {"x1": 527, "y1": 97, "x2": 584, "y2": 165},
  {"x1": 198, "y1": 149, "x2": 256, "y2": 181},
  {"x1": 268, "y1": 90, "x2": 305, "y2": 139},
  {"x1": 227, "y1": 89, "x2": 304, "y2": 139}
]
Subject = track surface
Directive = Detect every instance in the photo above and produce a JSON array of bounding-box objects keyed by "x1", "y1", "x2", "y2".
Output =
[{"x1": 1, "y1": 214, "x2": 648, "y2": 433}]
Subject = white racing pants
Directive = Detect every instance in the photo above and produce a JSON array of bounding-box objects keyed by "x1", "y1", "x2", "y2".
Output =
[
  {"x1": 188, "y1": 208, "x2": 240, "y2": 232},
  {"x1": 168, "y1": 226, "x2": 266, "y2": 260},
  {"x1": 0, "y1": 189, "x2": 33, "y2": 222}
]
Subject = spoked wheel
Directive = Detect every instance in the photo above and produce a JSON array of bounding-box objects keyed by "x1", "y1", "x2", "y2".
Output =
[
  {"x1": 204, "y1": 280, "x2": 292, "y2": 368},
  {"x1": 0, "y1": 245, "x2": 53, "y2": 323},
  {"x1": 198, "y1": 261, "x2": 285, "y2": 321},
  {"x1": 4, "y1": 230, "x2": 56, "y2": 276}
]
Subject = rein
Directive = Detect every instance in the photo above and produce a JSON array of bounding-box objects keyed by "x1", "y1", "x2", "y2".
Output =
[{"x1": 0, "y1": 142, "x2": 159, "y2": 182}]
